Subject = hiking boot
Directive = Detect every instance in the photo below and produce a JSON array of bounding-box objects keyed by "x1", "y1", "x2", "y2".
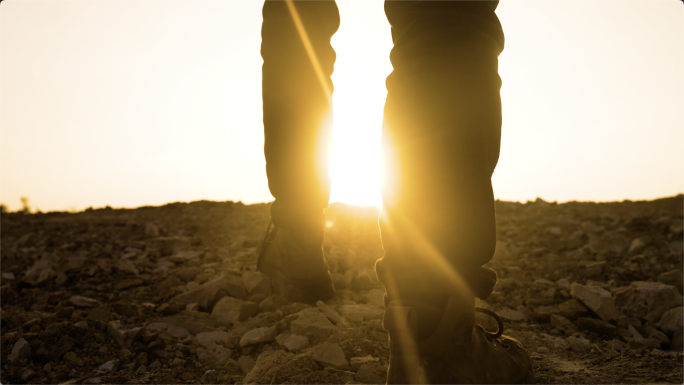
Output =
[
  {"x1": 257, "y1": 221, "x2": 336, "y2": 303},
  {"x1": 384, "y1": 293, "x2": 535, "y2": 384}
]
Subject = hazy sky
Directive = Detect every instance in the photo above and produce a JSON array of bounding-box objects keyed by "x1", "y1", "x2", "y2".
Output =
[{"x1": 1, "y1": 0, "x2": 682, "y2": 212}]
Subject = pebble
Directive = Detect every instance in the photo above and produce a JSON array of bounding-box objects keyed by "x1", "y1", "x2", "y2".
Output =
[
  {"x1": 171, "y1": 357, "x2": 186, "y2": 367},
  {"x1": 212, "y1": 296, "x2": 259, "y2": 325},
  {"x1": 9, "y1": 338, "x2": 31, "y2": 362},
  {"x1": 283, "y1": 334, "x2": 309, "y2": 353},
  {"x1": 566, "y1": 336, "x2": 591, "y2": 353},
  {"x1": 70, "y1": 295, "x2": 101, "y2": 307},
  {"x1": 290, "y1": 308, "x2": 336, "y2": 341},
  {"x1": 338, "y1": 304, "x2": 384, "y2": 322},
  {"x1": 659, "y1": 306, "x2": 683, "y2": 334},
  {"x1": 570, "y1": 283, "x2": 620, "y2": 321},
  {"x1": 96, "y1": 359, "x2": 119, "y2": 374},
  {"x1": 317, "y1": 300, "x2": 347, "y2": 325},
  {"x1": 196, "y1": 331, "x2": 231, "y2": 347},
  {"x1": 64, "y1": 351, "x2": 85, "y2": 366},
  {"x1": 614, "y1": 282, "x2": 683, "y2": 319},
  {"x1": 312, "y1": 343, "x2": 349, "y2": 369},
  {"x1": 536, "y1": 347, "x2": 549, "y2": 354},
  {"x1": 238, "y1": 355, "x2": 256, "y2": 374},
  {"x1": 239, "y1": 325, "x2": 277, "y2": 347},
  {"x1": 350, "y1": 356, "x2": 379, "y2": 372},
  {"x1": 242, "y1": 271, "x2": 271, "y2": 295}
]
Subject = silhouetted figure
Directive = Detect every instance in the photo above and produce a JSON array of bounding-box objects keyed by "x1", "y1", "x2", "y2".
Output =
[{"x1": 257, "y1": 1, "x2": 534, "y2": 383}]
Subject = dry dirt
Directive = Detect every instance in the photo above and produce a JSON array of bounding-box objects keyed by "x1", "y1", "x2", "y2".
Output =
[{"x1": 1, "y1": 196, "x2": 682, "y2": 384}]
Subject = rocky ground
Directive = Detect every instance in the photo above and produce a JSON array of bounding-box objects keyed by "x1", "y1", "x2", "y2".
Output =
[{"x1": 1, "y1": 196, "x2": 683, "y2": 384}]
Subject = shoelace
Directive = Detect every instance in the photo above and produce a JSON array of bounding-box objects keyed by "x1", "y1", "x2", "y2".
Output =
[
  {"x1": 256, "y1": 220, "x2": 278, "y2": 272},
  {"x1": 475, "y1": 307, "x2": 504, "y2": 339}
]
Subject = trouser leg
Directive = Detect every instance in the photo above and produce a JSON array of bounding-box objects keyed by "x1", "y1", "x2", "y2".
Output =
[
  {"x1": 261, "y1": 0, "x2": 340, "y2": 231},
  {"x1": 376, "y1": 1, "x2": 505, "y2": 300}
]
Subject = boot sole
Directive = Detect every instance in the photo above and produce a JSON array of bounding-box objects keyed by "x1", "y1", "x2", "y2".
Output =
[{"x1": 259, "y1": 260, "x2": 336, "y2": 304}]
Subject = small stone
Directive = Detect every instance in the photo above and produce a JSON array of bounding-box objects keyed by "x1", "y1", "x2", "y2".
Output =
[
  {"x1": 660, "y1": 307, "x2": 683, "y2": 334},
  {"x1": 290, "y1": 308, "x2": 335, "y2": 341},
  {"x1": 82, "y1": 377, "x2": 102, "y2": 384},
  {"x1": 628, "y1": 338, "x2": 661, "y2": 349},
  {"x1": 136, "y1": 365, "x2": 147, "y2": 373},
  {"x1": 498, "y1": 308, "x2": 526, "y2": 321},
  {"x1": 312, "y1": 343, "x2": 349, "y2": 369},
  {"x1": 43, "y1": 363, "x2": 52, "y2": 373},
  {"x1": 606, "y1": 339, "x2": 628, "y2": 351},
  {"x1": 575, "y1": 317, "x2": 617, "y2": 336},
  {"x1": 238, "y1": 355, "x2": 256, "y2": 374},
  {"x1": 277, "y1": 314, "x2": 299, "y2": 331},
  {"x1": 242, "y1": 271, "x2": 271, "y2": 295},
  {"x1": 212, "y1": 297, "x2": 259, "y2": 325},
  {"x1": 628, "y1": 237, "x2": 647, "y2": 255},
  {"x1": 186, "y1": 303, "x2": 199, "y2": 311},
  {"x1": 350, "y1": 356, "x2": 379, "y2": 372},
  {"x1": 112, "y1": 303, "x2": 139, "y2": 318},
  {"x1": 628, "y1": 324, "x2": 643, "y2": 339},
  {"x1": 107, "y1": 321, "x2": 142, "y2": 348},
  {"x1": 9, "y1": 338, "x2": 31, "y2": 362},
  {"x1": 135, "y1": 352, "x2": 148, "y2": 367},
  {"x1": 201, "y1": 369, "x2": 217, "y2": 384},
  {"x1": 570, "y1": 283, "x2": 620, "y2": 321},
  {"x1": 19, "y1": 368, "x2": 36, "y2": 382},
  {"x1": 614, "y1": 282, "x2": 683, "y2": 319},
  {"x1": 23, "y1": 260, "x2": 54, "y2": 286},
  {"x1": 644, "y1": 326, "x2": 670, "y2": 344},
  {"x1": 196, "y1": 331, "x2": 231, "y2": 347},
  {"x1": 171, "y1": 357, "x2": 186, "y2": 367},
  {"x1": 275, "y1": 331, "x2": 291, "y2": 346},
  {"x1": 239, "y1": 325, "x2": 277, "y2": 347},
  {"x1": 74, "y1": 320, "x2": 89, "y2": 330},
  {"x1": 550, "y1": 314, "x2": 571, "y2": 329},
  {"x1": 149, "y1": 359, "x2": 161, "y2": 369},
  {"x1": 566, "y1": 336, "x2": 591, "y2": 353},
  {"x1": 283, "y1": 334, "x2": 309, "y2": 353},
  {"x1": 317, "y1": 300, "x2": 347, "y2": 325},
  {"x1": 55, "y1": 272, "x2": 69, "y2": 286},
  {"x1": 556, "y1": 278, "x2": 571, "y2": 291},
  {"x1": 70, "y1": 295, "x2": 100, "y2": 307},
  {"x1": 196, "y1": 345, "x2": 232, "y2": 369},
  {"x1": 97, "y1": 360, "x2": 119, "y2": 374},
  {"x1": 657, "y1": 270, "x2": 683, "y2": 291},
  {"x1": 526, "y1": 286, "x2": 556, "y2": 307},
  {"x1": 64, "y1": 351, "x2": 85, "y2": 366}
]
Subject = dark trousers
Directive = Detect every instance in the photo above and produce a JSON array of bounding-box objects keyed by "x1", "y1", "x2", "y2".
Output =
[{"x1": 262, "y1": 0, "x2": 504, "y2": 299}]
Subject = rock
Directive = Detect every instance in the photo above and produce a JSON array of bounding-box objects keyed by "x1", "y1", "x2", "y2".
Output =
[
  {"x1": 196, "y1": 331, "x2": 231, "y2": 347},
  {"x1": 259, "y1": 295, "x2": 284, "y2": 312},
  {"x1": 581, "y1": 261, "x2": 606, "y2": 276},
  {"x1": 537, "y1": 347, "x2": 549, "y2": 354},
  {"x1": 366, "y1": 289, "x2": 386, "y2": 308},
  {"x1": 238, "y1": 355, "x2": 256, "y2": 374},
  {"x1": 158, "y1": 314, "x2": 217, "y2": 335},
  {"x1": 223, "y1": 358, "x2": 242, "y2": 373},
  {"x1": 169, "y1": 250, "x2": 203, "y2": 263},
  {"x1": 354, "y1": 362, "x2": 387, "y2": 384},
  {"x1": 290, "y1": 308, "x2": 335, "y2": 341},
  {"x1": 614, "y1": 282, "x2": 683, "y2": 319},
  {"x1": 628, "y1": 324, "x2": 644, "y2": 339},
  {"x1": 657, "y1": 270, "x2": 683, "y2": 292},
  {"x1": 350, "y1": 356, "x2": 379, "y2": 372},
  {"x1": 186, "y1": 303, "x2": 199, "y2": 311},
  {"x1": 497, "y1": 307, "x2": 527, "y2": 321},
  {"x1": 23, "y1": 259, "x2": 54, "y2": 286},
  {"x1": 628, "y1": 338, "x2": 661, "y2": 349},
  {"x1": 135, "y1": 352, "x2": 148, "y2": 367},
  {"x1": 317, "y1": 301, "x2": 347, "y2": 325},
  {"x1": 55, "y1": 272, "x2": 69, "y2": 286},
  {"x1": 606, "y1": 339, "x2": 628, "y2": 351},
  {"x1": 33, "y1": 335, "x2": 74, "y2": 361},
  {"x1": 197, "y1": 345, "x2": 232, "y2": 369},
  {"x1": 628, "y1": 237, "x2": 648, "y2": 255},
  {"x1": 82, "y1": 378, "x2": 102, "y2": 384},
  {"x1": 570, "y1": 283, "x2": 620, "y2": 321},
  {"x1": 70, "y1": 295, "x2": 100, "y2": 307},
  {"x1": 107, "y1": 321, "x2": 141, "y2": 348},
  {"x1": 171, "y1": 357, "x2": 186, "y2": 367},
  {"x1": 145, "y1": 222, "x2": 160, "y2": 237},
  {"x1": 212, "y1": 297, "x2": 259, "y2": 325},
  {"x1": 282, "y1": 302, "x2": 310, "y2": 316},
  {"x1": 146, "y1": 322, "x2": 190, "y2": 338},
  {"x1": 18, "y1": 367, "x2": 36, "y2": 382},
  {"x1": 566, "y1": 336, "x2": 591, "y2": 353},
  {"x1": 64, "y1": 351, "x2": 84, "y2": 366},
  {"x1": 283, "y1": 334, "x2": 309, "y2": 353},
  {"x1": 276, "y1": 331, "x2": 291, "y2": 346},
  {"x1": 112, "y1": 303, "x2": 139, "y2": 318},
  {"x1": 242, "y1": 271, "x2": 271, "y2": 295},
  {"x1": 556, "y1": 299, "x2": 590, "y2": 320},
  {"x1": 312, "y1": 343, "x2": 350, "y2": 369},
  {"x1": 240, "y1": 325, "x2": 277, "y2": 347},
  {"x1": 644, "y1": 326, "x2": 670, "y2": 344},
  {"x1": 148, "y1": 236, "x2": 191, "y2": 256},
  {"x1": 550, "y1": 314, "x2": 571, "y2": 329},
  {"x1": 174, "y1": 274, "x2": 247, "y2": 311},
  {"x1": 96, "y1": 360, "x2": 119, "y2": 374},
  {"x1": 575, "y1": 317, "x2": 616, "y2": 336},
  {"x1": 556, "y1": 278, "x2": 571, "y2": 291},
  {"x1": 277, "y1": 314, "x2": 299, "y2": 331},
  {"x1": 9, "y1": 338, "x2": 31, "y2": 362},
  {"x1": 660, "y1": 307, "x2": 683, "y2": 334},
  {"x1": 338, "y1": 304, "x2": 384, "y2": 322},
  {"x1": 525, "y1": 286, "x2": 556, "y2": 307}
]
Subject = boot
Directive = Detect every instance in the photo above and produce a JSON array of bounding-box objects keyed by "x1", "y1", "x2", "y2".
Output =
[
  {"x1": 384, "y1": 293, "x2": 535, "y2": 384},
  {"x1": 257, "y1": 221, "x2": 336, "y2": 304}
]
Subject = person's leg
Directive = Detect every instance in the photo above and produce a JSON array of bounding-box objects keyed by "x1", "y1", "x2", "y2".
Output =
[
  {"x1": 376, "y1": 2, "x2": 534, "y2": 383},
  {"x1": 259, "y1": 0, "x2": 340, "y2": 303}
]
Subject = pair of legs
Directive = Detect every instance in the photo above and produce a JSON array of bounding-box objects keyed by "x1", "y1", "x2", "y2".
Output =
[
  {"x1": 262, "y1": 0, "x2": 504, "y2": 302},
  {"x1": 259, "y1": 2, "x2": 536, "y2": 382}
]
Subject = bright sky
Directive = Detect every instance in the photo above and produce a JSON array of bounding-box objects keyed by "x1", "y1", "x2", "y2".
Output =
[{"x1": 1, "y1": 0, "x2": 682, "y2": 212}]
